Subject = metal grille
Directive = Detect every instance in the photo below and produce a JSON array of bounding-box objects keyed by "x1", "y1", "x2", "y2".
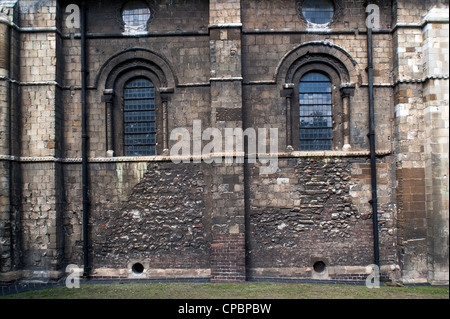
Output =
[
  {"x1": 122, "y1": 1, "x2": 151, "y2": 27},
  {"x1": 123, "y1": 78, "x2": 156, "y2": 156},
  {"x1": 299, "y1": 72, "x2": 333, "y2": 151},
  {"x1": 302, "y1": 0, "x2": 334, "y2": 24}
]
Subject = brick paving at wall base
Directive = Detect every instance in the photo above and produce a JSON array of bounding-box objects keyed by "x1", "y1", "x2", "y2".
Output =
[{"x1": 210, "y1": 234, "x2": 246, "y2": 283}]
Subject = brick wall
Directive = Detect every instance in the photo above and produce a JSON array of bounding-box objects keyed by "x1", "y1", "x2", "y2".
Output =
[{"x1": 210, "y1": 233, "x2": 245, "y2": 282}]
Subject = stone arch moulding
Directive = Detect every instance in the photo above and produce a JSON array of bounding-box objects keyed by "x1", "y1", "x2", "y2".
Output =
[
  {"x1": 94, "y1": 47, "x2": 177, "y2": 92},
  {"x1": 97, "y1": 48, "x2": 176, "y2": 157},
  {"x1": 275, "y1": 41, "x2": 360, "y2": 87},
  {"x1": 277, "y1": 42, "x2": 359, "y2": 151}
]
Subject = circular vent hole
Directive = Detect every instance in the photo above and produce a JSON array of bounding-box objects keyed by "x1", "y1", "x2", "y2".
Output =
[
  {"x1": 132, "y1": 262, "x2": 144, "y2": 274},
  {"x1": 313, "y1": 261, "x2": 326, "y2": 273}
]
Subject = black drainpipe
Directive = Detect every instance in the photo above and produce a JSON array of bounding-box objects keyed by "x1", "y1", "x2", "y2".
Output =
[
  {"x1": 81, "y1": 0, "x2": 89, "y2": 277},
  {"x1": 366, "y1": 11, "x2": 380, "y2": 267}
]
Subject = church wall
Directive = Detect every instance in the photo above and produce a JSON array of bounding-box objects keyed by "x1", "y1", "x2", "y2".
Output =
[{"x1": 0, "y1": 0, "x2": 447, "y2": 285}]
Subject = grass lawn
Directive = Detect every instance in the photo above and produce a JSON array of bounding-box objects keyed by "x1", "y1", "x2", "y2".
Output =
[{"x1": 1, "y1": 282, "x2": 448, "y2": 299}]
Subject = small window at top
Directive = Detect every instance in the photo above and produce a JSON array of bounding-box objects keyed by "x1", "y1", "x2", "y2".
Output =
[
  {"x1": 302, "y1": 0, "x2": 334, "y2": 25},
  {"x1": 122, "y1": 1, "x2": 151, "y2": 31}
]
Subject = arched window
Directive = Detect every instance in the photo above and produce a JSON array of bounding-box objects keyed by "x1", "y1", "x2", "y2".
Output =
[
  {"x1": 101, "y1": 50, "x2": 175, "y2": 158},
  {"x1": 299, "y1": 72, "x2": 332, "y2": 151},
  {"x1": 123, "y1": 78, "x2": 156, "y2": 156},
  {"x1": 279, "y1": 43, "x2": 356, "y2": 152}
]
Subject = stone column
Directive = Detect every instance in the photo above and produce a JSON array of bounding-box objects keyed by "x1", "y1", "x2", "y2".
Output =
[
  {"x1": 0, "y1": 3, "x2": 12, "y2": 277},
  {"x1": 209, "y1": 0, "x2": 246, "y2": 283},
  {"x1": 340, "y1": 85, "x2": 355, "y2": 151},
  {"x1": 103, "y1": 89, "x2": 114, "y2": 156},
  {"x1": 160, "y1": 87, "x2": 174, "y2": 154},
  {"x1": 281, "y1": 83, "x2": 294, "y2": 149},
  {"x1": 392, "y1": 1, "x2": 449, "y2": 284}
]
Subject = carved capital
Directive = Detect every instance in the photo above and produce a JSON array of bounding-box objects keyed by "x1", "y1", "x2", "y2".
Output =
[
  {"x1": 102, "y1": 89, "x2": 114, "y2": 103},
  {"x1": 281, "y1": 83, "x2": 295, "y2": 97},
  {"x1": 340, "y1": 84, "x2": 355, "y2": 98},
  {"x1": 160, "y1": 87, "x2": 174, "y2": 101}
]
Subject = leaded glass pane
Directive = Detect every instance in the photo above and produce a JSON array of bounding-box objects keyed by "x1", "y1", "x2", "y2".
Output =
[
  {"x1": 302, "y1": 0, "x2": 334, "y2": 24},
  {"x1": 299, "y1": 72, "x2": 333, "y2": 151},
  {"x1": 122, "y1": 1, "x2": 151, "y2": 27},
  {"x1": 123, "y1": 78, "x2": 156, "y2": 156}
]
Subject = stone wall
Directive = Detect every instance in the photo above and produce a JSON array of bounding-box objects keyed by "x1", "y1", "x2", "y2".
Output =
[
  {"x1": 421, "y1": 5, "x2": 449, "y2": 284},
  {"x1": 392, "y1": 0, "x2": 449, "y2": 284},
  {"x1": 247, "y1": 155, "x2": 395, "y2": 279},
  {"x1": 89, "y1": 161, "x2": 210, "y2": 277}
]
